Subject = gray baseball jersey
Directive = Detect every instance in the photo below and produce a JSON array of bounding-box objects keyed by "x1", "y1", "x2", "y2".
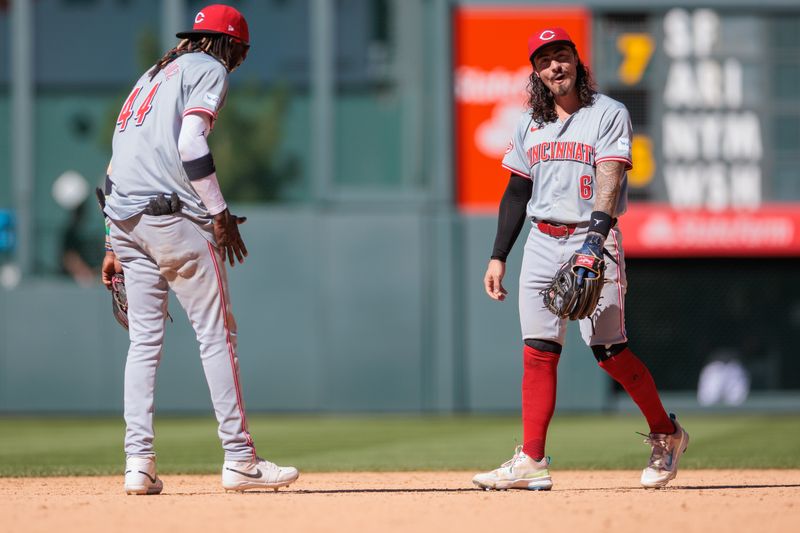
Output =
[
  {"x1": 508, "y1": 94, "x2": 633, "y2": 346},
  {"x1": 502, "y1": 94, "x2": 632, "y2": 223},
  {"x1": 105, "y1": 52, "x2": 228, "y2": 222}
]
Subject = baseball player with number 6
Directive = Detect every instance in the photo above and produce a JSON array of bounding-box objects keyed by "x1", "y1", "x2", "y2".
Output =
[
  {"x1": 100, "y1": 4, "x2": 298, "y2": 494},
  {"x1": 473, "y1": 28, "x2": 689, "y2": 491}
]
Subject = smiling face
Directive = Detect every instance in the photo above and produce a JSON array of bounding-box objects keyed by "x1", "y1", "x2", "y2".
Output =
[{"x1": 532, "y1": 43, "x2": 578, "y2": 98}]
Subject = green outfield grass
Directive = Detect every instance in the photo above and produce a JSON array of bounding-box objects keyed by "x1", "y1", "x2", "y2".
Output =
[{"x1": 0, "y1": 414, "x2": 798, "y2": 476}]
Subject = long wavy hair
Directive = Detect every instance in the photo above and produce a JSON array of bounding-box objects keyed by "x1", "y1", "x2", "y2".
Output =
[
  {"x1": 526, "y1": 48, "x2": 597, "y2": 125},
  {"x1": 149, "y1": 34, "x2": 248, "y2": 81}
]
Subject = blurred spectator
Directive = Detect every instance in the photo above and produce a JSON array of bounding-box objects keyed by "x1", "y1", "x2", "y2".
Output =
[
  {"x1": 60, "y1": 200, "x2": 102, "y2": 286},
  {"x1": 697, "y1": 349, "x2": 751, "y2": 406}
]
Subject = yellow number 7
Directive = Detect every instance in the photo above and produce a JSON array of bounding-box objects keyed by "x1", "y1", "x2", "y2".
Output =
[{"x1": 616, "y1": 33, "x2": 655, "y2": 86}]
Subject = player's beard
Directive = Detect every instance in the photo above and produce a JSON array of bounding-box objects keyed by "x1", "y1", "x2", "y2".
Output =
[{"x1": 548, "y1": 75, "x2": 574, "y2": 97}]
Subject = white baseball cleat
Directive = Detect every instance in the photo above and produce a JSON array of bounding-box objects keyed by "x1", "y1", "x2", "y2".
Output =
[
  {"x1": 124, "y1": 455, "x2": 164, "y2": 495},
  {"x1": 641, "y1": 413, "x2": 690, "y2": 489},
  {"x1": 472, "y1": 445, "x2": 553, "y2": 491},
  {"x1": 222, "y1": 456, "x2": 299, "y2": 492}
]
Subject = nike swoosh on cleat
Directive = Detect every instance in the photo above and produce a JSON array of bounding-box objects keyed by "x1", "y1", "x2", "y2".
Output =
[
  {"x1": 225, "y1": 467, "x2": 263, "y2": 479},
  {"x1": 138, "y1": 471, "x2": 158, "y2": 483}
]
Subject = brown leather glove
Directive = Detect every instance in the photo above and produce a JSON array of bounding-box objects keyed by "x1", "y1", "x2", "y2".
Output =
[
  {"x1": 110, "y1": 273, "x2": 129, "y2": 330},
  {"x1": 541, "y1": 249, "x2": 606, "y2": 321},
  {"x1": 213, "y1": 208, "x2": 248, "y2": 267}
]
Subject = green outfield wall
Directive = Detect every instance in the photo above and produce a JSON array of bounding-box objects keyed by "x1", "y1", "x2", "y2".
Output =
[{"x1": 0, "y1": 208, "x2": 607, "y2": 413}]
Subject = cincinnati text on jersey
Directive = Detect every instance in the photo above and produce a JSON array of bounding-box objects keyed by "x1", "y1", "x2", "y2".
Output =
[{"x1": 526, "y1": 141, "x2": 595, "y2": 167}]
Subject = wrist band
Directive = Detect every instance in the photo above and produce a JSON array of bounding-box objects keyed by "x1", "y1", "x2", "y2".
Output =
[
  {"x1": 588, "y1": 211, "x2": 613, "y2": 238},
  {"x1": 104, "y1": 217, "x2": 113, "y2": 251}
]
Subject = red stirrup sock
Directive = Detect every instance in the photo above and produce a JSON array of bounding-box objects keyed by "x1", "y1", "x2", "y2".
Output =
[
  {"x1": 521, "y1": 345, "x2": 560, "y2": 460},
  {"x1": 598, "y1": 348, "x2": 674, "y2": 435}
]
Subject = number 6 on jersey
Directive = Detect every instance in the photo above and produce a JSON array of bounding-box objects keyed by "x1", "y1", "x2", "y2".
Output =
[{"x1": 579, "y1": 174, "x2": 593, "y2": 200}]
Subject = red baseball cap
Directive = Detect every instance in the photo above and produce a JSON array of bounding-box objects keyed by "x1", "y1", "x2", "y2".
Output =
[
  {"x1": 527, "y1": 27, "x2": 575, "y2": 59},
  {"x1": 176, "y1": 4, "x2": 249, "y2": 45}
]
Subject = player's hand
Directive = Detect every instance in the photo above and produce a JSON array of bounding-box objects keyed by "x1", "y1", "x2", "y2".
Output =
[
  {"x1": 101, "y1": 251, "x2": 122, "y2": 289},
  {"x1": 573, "y1": 232, "x2": 604, "y2": 287},
  {"x1": 213, "y1": 208, "x2": 248, "y2": 267},
  {"x1": 484, "y1": 259, "x2": 508, "y2": 301}
]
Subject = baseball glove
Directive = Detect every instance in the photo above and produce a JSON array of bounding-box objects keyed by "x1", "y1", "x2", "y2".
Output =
[
  {"x1": 111, "y1": 273, "x2": 129, "y2": 330},
  {"x1": 541, "y1": 251, "x2": 606, "y2": 320}
]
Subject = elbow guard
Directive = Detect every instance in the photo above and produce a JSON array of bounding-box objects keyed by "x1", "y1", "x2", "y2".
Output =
[{"x1": 178, "y1": 113, "x2": 215, "y2": 180}]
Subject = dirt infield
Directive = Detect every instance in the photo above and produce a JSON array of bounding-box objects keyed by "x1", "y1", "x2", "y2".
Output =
[{"x1": 3, "y1": 470, "x2": 799, "y2": 533}]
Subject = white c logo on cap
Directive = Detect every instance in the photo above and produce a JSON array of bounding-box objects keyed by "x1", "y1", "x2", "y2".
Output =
[
  {"x1": 195, "y1": 11, "x2": 205, "y2": 23},
  {"x1": 540, "y1": 30, "x2": 556, "y2": 40}
]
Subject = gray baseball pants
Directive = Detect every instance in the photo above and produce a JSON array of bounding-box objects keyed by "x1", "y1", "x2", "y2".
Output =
[
  {"x1": 519, "y1": 222, "x2": 629, "y2": 347},
  {"x1": 110, "y1": 214, "x2": 256, "y2": 461}
]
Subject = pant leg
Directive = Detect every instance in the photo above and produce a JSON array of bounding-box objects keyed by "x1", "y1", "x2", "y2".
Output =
[
  {"x1": 578, "y1": 226, "x2": 629, "y2": 346},
  {"x1": 519, "y1": 225, "x2": 571, "y2": 344},
  {"x1": 110, "y1": 220, "x2": 169, "y2": 457},
  {"x1": 142, "y1": 215, "x2": 256, "y2": 461}
]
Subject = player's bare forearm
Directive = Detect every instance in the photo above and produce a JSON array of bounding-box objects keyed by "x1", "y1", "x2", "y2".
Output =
[{"x1": 593, "y1": 160, "x2": 625, "y2": 216}]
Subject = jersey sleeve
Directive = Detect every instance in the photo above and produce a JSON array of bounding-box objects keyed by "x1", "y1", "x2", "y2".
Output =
[
  {"x1": 501, "y1": 114, "x2": 532, "y2": 179},
  {"x1": 594, "y1": 105, "x2": 633, "y2": 170},
  {"x1": 183, "y1": 61, "x2": 229, "y2": 123}
]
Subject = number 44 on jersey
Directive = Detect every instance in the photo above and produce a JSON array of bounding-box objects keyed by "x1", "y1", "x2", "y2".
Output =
[{"x1": 116, "y1": 83, "x2": 161, "y2": 132}]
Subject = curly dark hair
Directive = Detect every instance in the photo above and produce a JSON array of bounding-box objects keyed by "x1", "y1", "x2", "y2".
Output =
[
  {"x1": 526, "y1": 50, "x2": 597, "y2": 125},
  {"x1": 149, "y1": 34, "x2": 249, "y2": 81}
]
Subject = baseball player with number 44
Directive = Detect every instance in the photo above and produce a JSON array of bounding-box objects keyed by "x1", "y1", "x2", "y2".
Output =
[
  {"x1": 473, "y1": 28, "x2": 689, "y2": 491},
  {"x1": 100, "y1": 4, "x2": 298, "y2": 494}
]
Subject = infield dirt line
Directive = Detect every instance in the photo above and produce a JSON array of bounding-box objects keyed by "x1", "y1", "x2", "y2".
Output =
[{"x1": 2, "y1": 470, "x2": 799, "y2": 533}]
